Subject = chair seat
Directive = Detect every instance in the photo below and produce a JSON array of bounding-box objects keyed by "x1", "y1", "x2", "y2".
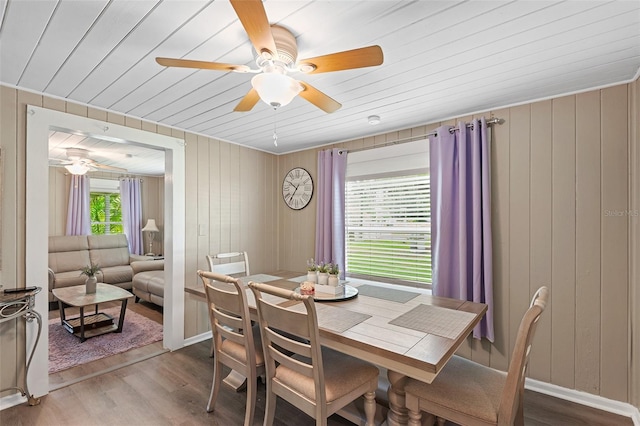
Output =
[
  {"x1": 404, "y1": 355, "x2": 506, "y2": 424},
  {"x1": 275, "y1": 347, "x2": 379, "y2": 403},
  {"x1": 220, "y1": 324, "x2": 264, "y2": 366}
]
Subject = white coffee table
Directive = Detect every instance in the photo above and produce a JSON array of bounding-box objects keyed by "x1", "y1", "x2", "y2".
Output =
[{"x1": 52, "y1": 283, "x2": 133, "y2": 342}]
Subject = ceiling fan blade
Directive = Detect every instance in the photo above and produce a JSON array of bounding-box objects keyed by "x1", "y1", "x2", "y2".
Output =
[
  {"x1": 298, "y1": 81, "x2": 341, "y2": 113},
  {"x1": 230, "y1": 0, "x2": 278, "y2": 58},
  {"x1": 49, "y1": 158, "x2": 72, "y2": 165},
  {"x1": 89, "y1": 162, "x2": 128, "y2": 172},
  {"x1": 298, "y1": 45, "x2": 383, "y2": 74},
  {"x1": 156, "y1": 57, "x2": 249, "y2": 73},
  {"x1": 234, "y1": 88, "x2": 261, "y2": 112}
]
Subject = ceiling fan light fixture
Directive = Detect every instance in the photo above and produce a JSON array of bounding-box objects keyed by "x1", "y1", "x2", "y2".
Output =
[
  {"x1": 65, "y1": 163, "x2": 90, "y2": 175},
  {"x1": 251, "y1": 72, "x2": 302, "y2": 108}
]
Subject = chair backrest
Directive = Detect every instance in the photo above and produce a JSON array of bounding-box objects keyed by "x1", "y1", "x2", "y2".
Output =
[
  {"x1": 206, "y1": 251, "x2": 250, "y2": 277},
  {"x1": 248, "y1": 282, "x2": 328, "y2": 415},
  {"x1": 498, "y1": 286, "x2": 549, "y2": 424},
  {"x1": 197, "y1": 270, "x2": 257, "y2": 375}
]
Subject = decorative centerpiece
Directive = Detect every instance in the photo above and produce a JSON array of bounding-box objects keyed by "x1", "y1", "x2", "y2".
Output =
[
  {"x1": 315, "y1": 262, "x2": 344, "y2": 295},
  {"x1": 306, "y1": 258, "x2": 318, "y2": 283},
  {"x1": 80, "y1": 263, "x2": 101, "y2": 294}
]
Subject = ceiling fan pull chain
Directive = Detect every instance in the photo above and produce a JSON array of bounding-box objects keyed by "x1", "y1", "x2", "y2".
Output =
[{"x1": 273, "y1": 108, "x2": 278, "y2": 147}]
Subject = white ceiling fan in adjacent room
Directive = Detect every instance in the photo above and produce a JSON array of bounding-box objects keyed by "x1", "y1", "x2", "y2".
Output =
[{"x1": 49, "y1": 147, "x2": 127, "y2": 175}]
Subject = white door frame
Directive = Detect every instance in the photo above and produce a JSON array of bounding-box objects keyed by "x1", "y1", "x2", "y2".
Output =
[{"x1": 26, "y1": 106, "x2": 185, "y2": 398}]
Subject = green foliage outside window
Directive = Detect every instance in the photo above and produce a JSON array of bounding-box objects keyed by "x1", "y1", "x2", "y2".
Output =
[{"x1": 90, "y1": 193, "x2": 123, "y2": 234}]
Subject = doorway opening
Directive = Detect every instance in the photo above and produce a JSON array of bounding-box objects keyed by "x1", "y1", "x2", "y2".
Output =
[{"x1": 26, "y1": 106, "x2": 185, "y2": 398}]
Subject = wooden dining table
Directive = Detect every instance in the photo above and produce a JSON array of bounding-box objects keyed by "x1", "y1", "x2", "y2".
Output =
[{"x1": 186, "y1": 270, "x2": 487, "y2": 426}]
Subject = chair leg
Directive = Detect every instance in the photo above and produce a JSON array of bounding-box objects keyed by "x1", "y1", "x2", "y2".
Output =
[
  {"x1": 315, "y1": 416, "x2": 328, "y2": 426},
  {"x1": 363, "y1": 391, "x2": 376, "y2": 426},
  {"x1": 514, "y1": 399, "x2": 525, "y2": 426},
  {"x1": 263, "y1": 388, "x2": 277, "y2": 426},
  {"x1": 243, "y1": 374, "x2": 257, "y2": 426},
  {"x1": 206, "y1": 359, "x2": 223, "y2": 412}
]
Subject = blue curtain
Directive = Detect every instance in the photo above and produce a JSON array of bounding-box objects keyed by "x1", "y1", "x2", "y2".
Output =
[
  {"x1": 315, "y1": 148, "x2": 348, "y2": 279},
  {"x1": 430, "y1": 117, "x2": 494, "y2": 341},
  {"x1": 65, "y1": 175, "x2": 91, "y2": 235},
  {"x1": 120, "y1": 178, "x2": 143, "y2": 254}
]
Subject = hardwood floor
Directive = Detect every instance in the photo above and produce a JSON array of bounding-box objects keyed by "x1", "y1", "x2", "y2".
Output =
[{"x1": 1, "y1": 303, "x2": 633, "y2": 426}]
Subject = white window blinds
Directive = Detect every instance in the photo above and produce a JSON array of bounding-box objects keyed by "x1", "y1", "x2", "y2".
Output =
[{"x1": 345, "y1": 174, "x2": 431, "y2": 285}]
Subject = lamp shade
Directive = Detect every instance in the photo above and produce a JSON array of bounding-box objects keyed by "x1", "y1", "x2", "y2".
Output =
[
  {"x1": 142, "y1": 219, "x2": 159, "y2": 232},
  {"x1": 251, "y1": 72, "x2": 302, "y2": 108},
  {"x1": 65, "y1": 163, "x2": 90, "y2": 175}
]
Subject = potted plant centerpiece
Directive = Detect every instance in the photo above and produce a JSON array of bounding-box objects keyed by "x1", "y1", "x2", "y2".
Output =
[
  {"x1": 80, "y1": 262, "x2": 101, "y2": 294},
  {"x1": 328, "y1": 262, "x2": 340, "y2": 286},
  {"x1": 306, "y1": 258, "x2": 318, "y2": 283},
  {"x1": 316, "y1": 261, "x2": 329, "y2": 285}
]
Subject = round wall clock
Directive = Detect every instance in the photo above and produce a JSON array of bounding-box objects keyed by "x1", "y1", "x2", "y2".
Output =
[{"x1": 282, "y1": 167, "x2": 313, "y2": 210}]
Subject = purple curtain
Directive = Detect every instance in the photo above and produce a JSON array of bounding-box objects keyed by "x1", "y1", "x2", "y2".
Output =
[
  {"x1": 120, "y1": 178, "x2": 143, "y2": 255},
  {"x1": 315, "y1": 148, "x2": 348, "y2": 279},
  {"x1": 430, "y1": 118, "x2": 494, "y2": 341},
  {"x1": 65, "y1": 175, "x2": 91, "y2": 235}
]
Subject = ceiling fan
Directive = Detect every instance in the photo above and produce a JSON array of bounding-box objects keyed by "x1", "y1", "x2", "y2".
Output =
[
  {"x1": 50, "y1": 148, "x2": 127, "y2": 175},
  {"x1": 155, "y1": 0, "x2": 383, "y2": 113}
]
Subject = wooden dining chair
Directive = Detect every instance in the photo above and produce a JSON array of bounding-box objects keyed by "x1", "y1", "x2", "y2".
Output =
[
  {"x1": 248, "y1": 281, "x2": 379, "y2": 426},
  {"x1": 404, "y1": 286, "x2": 550, "y2": 426},
  {"x1": 205, "y1": 252, "x2": 250, "y2": 357},
  {"x1": 197, "y1": 270, "x2": 265, "y2": 426},
  {"x1": 206, "y1": 251, "x2": 250, "y2": 277}
]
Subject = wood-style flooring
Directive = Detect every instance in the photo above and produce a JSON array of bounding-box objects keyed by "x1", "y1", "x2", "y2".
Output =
[{"x1": 1, "y1": 301, "x2": 633, "y2": 426}]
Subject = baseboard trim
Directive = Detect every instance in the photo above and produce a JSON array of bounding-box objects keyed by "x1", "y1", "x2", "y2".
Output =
[
  {"x1": 0, "y1": 392, "x2": 27, "y2": 411},
  {"x1": 183, "y1": 331, "x2": 211, "y2": 347},
  {"x1": 525, "y1": 378, "x2": 640, "y2": 425}
]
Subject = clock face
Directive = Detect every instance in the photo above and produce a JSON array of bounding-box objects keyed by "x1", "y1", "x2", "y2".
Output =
[{"x1": 282, "y1": 167, "x2": 313, "y2": 210}]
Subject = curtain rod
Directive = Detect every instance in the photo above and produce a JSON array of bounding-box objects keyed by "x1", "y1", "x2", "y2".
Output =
[{"x1": 339, "y1": 117, "x2": 504, "y2": 154}]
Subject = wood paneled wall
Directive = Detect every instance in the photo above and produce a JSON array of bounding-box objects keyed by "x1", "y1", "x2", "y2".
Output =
[
  {"x1": 277, "y1": 84, "x2": 635, "y2": 403},
  {"x1": 630, "y1": 78, "x2": 640, "y2": 408},
  {"x1": 182, "y1": 133, "x2": 278, "y2": 339}
]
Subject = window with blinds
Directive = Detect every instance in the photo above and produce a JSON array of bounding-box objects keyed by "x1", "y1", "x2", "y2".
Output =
[{"x1": 345, "y1": 174, "x2": 431, "y2": 286}]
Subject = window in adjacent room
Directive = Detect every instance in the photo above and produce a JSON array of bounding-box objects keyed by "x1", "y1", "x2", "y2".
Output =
[
  {"x1": 90, "y1": 178, "x2": 123, "y2": 234},
  {"x1": 345, "y1": 139, "x2": 431, "y2": 288}
]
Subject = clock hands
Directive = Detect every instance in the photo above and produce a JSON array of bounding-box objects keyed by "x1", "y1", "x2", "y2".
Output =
[
  {"x1": 287, "y1": 179, "x2": 301, "y2": 196},
  {"x1": 284, "y1": 180, "x2": 301, "y2": 205}
]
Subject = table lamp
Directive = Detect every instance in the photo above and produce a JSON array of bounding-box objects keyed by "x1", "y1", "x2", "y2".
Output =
[{"x1": 141, "y1": 219, "x2": 159, "y2": 256}]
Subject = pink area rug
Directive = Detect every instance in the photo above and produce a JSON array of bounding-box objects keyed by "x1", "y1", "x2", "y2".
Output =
[{"x1": 49, "y1": 306, "x2": 163, "y2": 374}]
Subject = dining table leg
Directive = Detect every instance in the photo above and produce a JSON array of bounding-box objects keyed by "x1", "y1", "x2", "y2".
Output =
[
  {"x1": 223, "y1": 370, "x2": 248, "y2": 391},
  {"x1": 387, "y1": 370, "x2": 410, "y2": 426}
]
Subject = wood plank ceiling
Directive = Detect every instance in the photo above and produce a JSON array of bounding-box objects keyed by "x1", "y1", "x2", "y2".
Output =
[{"x1": 1, "y1": 0, "x2": 639, "y2": 171}]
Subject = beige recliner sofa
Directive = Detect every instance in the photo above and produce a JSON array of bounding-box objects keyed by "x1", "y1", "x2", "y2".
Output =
[
  {"x1": 48, "y1": 234, "x2": 149, "y2": 302},
  {"x1": 131, "y1": 259, "x2": 165, "y2": 307}
]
